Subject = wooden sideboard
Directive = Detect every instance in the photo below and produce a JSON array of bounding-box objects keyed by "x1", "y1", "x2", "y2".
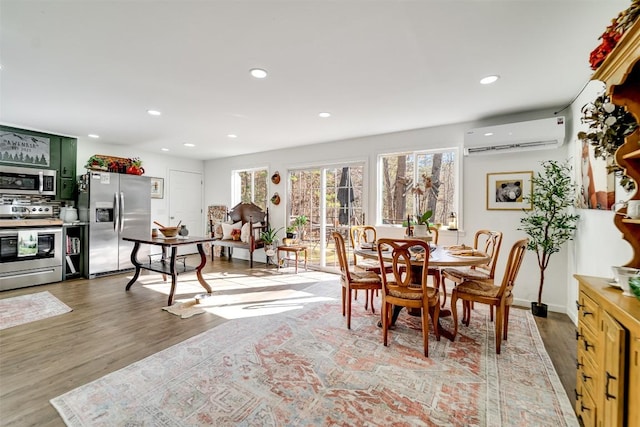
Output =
[{"x1": 574, "y1": 275, "x2": 640, "y2": 427}]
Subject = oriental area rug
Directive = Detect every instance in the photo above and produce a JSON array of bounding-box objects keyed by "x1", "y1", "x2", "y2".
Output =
[
  {"x1": 51, "y1": 281, "x2": 577, "y2": 426},
  {"x1": 0, "y1": 291, "x2": 72, "y2": 331}
]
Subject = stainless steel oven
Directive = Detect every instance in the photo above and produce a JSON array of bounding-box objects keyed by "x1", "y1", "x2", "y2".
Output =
[
  {"x1": 0, "y1": 165, "x2": 56, "y2": 196},
  {"x1": 0, "y1": 227, "x2": 63, "y2": 290}
]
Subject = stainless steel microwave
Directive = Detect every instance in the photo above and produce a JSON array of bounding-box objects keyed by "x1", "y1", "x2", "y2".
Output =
[{"x1": 0, "y1": 165, "x2": 57, "y2": 196}]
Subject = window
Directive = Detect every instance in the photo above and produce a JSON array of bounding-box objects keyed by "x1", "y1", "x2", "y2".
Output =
[
  {"x1": 232, "y1": 168, "x2": 268, "y2": 211},
  {"x1": 379, "y1": 148, "x2": 458, "y2": 226}
]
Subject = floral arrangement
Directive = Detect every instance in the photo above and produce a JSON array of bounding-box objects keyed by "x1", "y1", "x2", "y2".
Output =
[
  {"x1": 409, "y1": 173, "x2": 433, "y2": 218},
  {"x1": 590, "y1": 1, "x2": 640, "y2": 70},
  {"x1": 577, "y1": 93, "x2": 638, "y2": 191}
]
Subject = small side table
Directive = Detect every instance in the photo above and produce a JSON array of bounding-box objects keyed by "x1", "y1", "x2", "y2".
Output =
[{"x1": 277, "y1": 245, "x2": 308, "y2": 273}]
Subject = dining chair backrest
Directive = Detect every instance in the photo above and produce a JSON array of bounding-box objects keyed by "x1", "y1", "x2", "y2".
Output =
[
  {"x1": 377, "y1": 238, "x2": 431, "y2": 291},
  {"x1": 333, "y1": 232, "x2": 353, "y2": 283},
  {"x1": 428, "y1": 226, "x2": 439, "y2": 244},
  {"x1": 496, "y1": 238, "x2": 528, "y2": 300},
  {"x1": 350, "y1": 225, "x2": 377, "y2": 264},
  {"x1": 473, "y1": 230, "x2": 503, "y2": 278}
]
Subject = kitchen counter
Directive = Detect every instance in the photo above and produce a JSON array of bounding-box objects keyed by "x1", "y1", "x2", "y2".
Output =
[{"x1": 0, "y1": 218, "x2": 64, "y2": 227}]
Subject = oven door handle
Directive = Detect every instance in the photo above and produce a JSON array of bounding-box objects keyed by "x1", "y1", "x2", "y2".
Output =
[{"x1": 0, "y1": 227, "x2": 62, "y2": 236}]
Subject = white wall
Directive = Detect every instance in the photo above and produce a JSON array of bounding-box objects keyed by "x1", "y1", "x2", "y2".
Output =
[
  {"x1": 566, "y1": 80, "x2": 633, "y2": 323},
  {"x1": 76, "y1": 138, "x2": 204, "y2": 232},
  {"x1": 203, "y1": 107, "x2": 595, "y2": 313}
]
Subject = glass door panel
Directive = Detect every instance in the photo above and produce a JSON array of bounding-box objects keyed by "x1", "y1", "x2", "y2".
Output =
[{"x1": 289, "y1": 163, "x2": 364, "y2": 271}]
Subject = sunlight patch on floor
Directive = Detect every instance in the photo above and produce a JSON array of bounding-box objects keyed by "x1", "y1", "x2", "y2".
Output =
[{"x1": 141, "y1": 270, "x2": 339, "y2": 319}]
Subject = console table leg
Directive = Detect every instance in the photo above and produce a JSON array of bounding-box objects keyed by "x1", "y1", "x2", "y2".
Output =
[
  {"x1": 196, "y1": 243, "x2": 213, "y2": 294},
  {"x1": 125, "y1": 242, "x2": 142, "y2": 291}
]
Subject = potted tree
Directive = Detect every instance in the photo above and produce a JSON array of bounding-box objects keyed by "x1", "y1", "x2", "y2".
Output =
[{"x1": 519, "y1": 160, "x2": 580, "y2": 317}]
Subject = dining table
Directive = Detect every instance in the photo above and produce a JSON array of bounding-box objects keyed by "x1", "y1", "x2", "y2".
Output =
[
  {"x1": 354, "y1": 242, "x2": 490, "y2": 340},
  {"x1": 122, "y1": 234, "x2": 216, "y2": 306}
]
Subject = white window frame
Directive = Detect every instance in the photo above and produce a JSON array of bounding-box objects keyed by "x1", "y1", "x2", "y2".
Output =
[{"x1": 231, "y1": 166, "x2": 268, "y2": 207}]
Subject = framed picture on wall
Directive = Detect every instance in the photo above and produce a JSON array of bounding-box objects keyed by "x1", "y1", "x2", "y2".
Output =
[
  {"x1": 150, "y1": 177, "x2": 164, "y2": 199},
  {"x1": 486, "y1": 171, "x2": 533, "y2": 210}
]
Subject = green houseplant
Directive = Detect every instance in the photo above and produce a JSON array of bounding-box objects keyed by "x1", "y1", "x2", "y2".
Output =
[
  {"x1": 259, "y1": 227, "x2": 284, "y2": 245},
  {"x1": 518, "y1": 160, "x2": 580, "y2": 317},
  {"x1": 292, "y1": 215, "x2": 308, "y2": 240},
  {"x1": 413, "y1": 210, "x2": 433, "y2": 237}
]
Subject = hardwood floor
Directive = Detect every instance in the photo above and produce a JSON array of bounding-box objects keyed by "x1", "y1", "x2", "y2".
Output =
[{"x1": 0, "y1": 257, "x2": 576, "y2": 426}]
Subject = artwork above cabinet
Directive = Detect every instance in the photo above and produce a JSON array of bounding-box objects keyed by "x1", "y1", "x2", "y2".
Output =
[{"x1": 0, "y1": 125, "x2": 77, "y2": 200}]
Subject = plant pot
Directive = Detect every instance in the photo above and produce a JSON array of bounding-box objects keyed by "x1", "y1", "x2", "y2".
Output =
[{"x1": 531, "y1": 302, "x2": 548, "y2": 318}]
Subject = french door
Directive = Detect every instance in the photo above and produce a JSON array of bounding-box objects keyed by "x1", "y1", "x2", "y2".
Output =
[{"x1": 289, "y1": 163, "x2": 365, "y2": 270}]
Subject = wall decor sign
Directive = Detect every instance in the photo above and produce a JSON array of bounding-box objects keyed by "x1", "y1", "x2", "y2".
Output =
[
  {"x1": 0, "y1": 131, "x2": 51, "y2": 166},
  {"x1": 150, "y1": 177, "x2": 164, "y2": 199},
  {"x1": 486, "y1": 171, "x2": 533, "y2": 210}
]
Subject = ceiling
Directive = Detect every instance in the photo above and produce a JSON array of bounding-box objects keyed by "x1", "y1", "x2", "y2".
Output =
[{"x1": 0, "y1": 0, "x2": 629, "y2": 160}]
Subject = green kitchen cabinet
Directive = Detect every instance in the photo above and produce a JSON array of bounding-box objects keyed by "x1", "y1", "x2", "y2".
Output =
[{"x1": 0, "y1": 125, "x2": 77, "y2": 200}]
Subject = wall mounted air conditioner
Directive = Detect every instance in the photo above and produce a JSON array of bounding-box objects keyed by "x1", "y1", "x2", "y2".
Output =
[{"x1": 463, "y1": 116, "x2": 566, "y2": 156}]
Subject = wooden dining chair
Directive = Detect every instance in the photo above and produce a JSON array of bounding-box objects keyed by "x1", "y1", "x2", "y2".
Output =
[
  {"x1": 377, "y1": 238, "x2": 440, "y2": 357},
  {"x1": 441, "y1": 230, "x2": 503, "y2": 310},
  {"x1": 450, "y1": 238, "x2": 528, "y2": 354},
  {"x1": 332, "y1": 232, "x2": 382, "y2": 329},
  {"x1": 350, "y1": 225, "x2": 391, "y2": 301}
]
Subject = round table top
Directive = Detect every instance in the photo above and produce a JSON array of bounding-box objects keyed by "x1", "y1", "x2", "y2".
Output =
[{"x1": 354, "y1": 244, "x2": 490, "y2": 268}]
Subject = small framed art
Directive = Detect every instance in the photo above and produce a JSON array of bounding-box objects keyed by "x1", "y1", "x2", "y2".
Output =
[
  {"x1": 486, "y1": 171, "x2": 533, "y2": 210},
  {"x1": 150, "y1": 177, "x2": 164, "y2": 199}
]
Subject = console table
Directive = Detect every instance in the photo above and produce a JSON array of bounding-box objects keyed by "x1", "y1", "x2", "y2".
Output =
[{"x1": 122, "y1": 234, "x2": 216, "y2": 305}]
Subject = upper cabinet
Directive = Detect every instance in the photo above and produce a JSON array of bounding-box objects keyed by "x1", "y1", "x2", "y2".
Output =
[
  {"x1": 0, "y1": 125, "x2": 77, "y2": 200},
  {"x1": 593, "y1": 18, "x2": 640, "y2": 268}
]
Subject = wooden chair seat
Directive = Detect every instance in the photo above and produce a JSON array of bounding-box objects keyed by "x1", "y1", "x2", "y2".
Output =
[
  {"x1": 451, "y1": 238, "x2": 528, "y2": 354},
  {"x1": 332, "y1": 232, "x2": 382, "y2": 329},
  {"x1": 441, "y1": 266, "x2": 492, "y2": 282},
  {"x1": 386, "y1": 284, "x2": 438, "y2": 300}
]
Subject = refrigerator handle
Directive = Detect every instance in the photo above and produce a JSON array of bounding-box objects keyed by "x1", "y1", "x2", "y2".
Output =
[
  {"x1": 120, "y1": 192, "x2": 125, "y2": 233},
  {"x1": 114, "y1": 192, "x2": 120, "y2": 231}
]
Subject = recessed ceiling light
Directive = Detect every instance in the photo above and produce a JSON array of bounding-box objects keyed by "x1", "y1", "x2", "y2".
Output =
[
  {"x1": 88, "y1": 134, "x2": 100, "y2": 139},
  {"x1": 484, "y1": 132, "x2": 494, "y2": 137},
  {"x1": 318, "y1": 112, "x2": 331, "y2": 118},
  {"x1": 250, "y1": 68, "x2": 268, "y2": 79},
  {"x1": 147, "y1": 109, "x2": 162, "y2": 116},
  {"x1": 227, "y1": 134, "x2": 238, "y2": 138},
  {"x1": 480, "y1": 75, "x2": 499, "y2": 85},
  {"x1": 161, "y1": 148, "x2": 169, "y2": 152},
  {"x1": 184, "y1": 143, "x2": 195, "y2": 147}
]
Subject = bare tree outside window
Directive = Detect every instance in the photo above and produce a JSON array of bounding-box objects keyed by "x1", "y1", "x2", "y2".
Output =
[
  {"x1": 236, "y1": 168, "x2": 268, "y2": 211},
  {"x1": 380, "y1": 149, "x2": 456, "y2": 225}
]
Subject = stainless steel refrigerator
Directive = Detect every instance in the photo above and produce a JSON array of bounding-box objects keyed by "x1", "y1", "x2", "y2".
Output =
[{"x1": 78, "y1": 172, "x2": 151, "y2": 277}]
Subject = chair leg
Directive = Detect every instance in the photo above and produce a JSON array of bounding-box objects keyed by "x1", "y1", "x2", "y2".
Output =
[
  {"x1": 495, "y1": 304, "x2": 503, "y2": 354},
  {"x1": 369, "y1": 289, "x2": 376, "y2": 314},
  {"x1": 347, "y1": 288, "x2": 353, "y2": 329},
  {"x1": 463, "y1": 301, "x2": 471, "y2": 326},
  {"x1": 451, "y1": 292, "x2": 459, "y2": 340},
  {"x1": 421, "y1": 309, "x2": 429, "y2": 357},
  {"x1": 382, "y1": 302, "x2": 389, "y2": 347},
  {"x1": 432, "y1": 302, "x2": 441, "y2": 341},
  {"x1": 342, "y1": 286, "x2": 346, "y2": 317},
  {"x1": 364, "y1": 290, "x2": 369, "y2": 311},
  {"x1": 503, "y1": 305, "x2": 510, "y2": 340},
  {"x1": 440, "y1": 277, "x2": 448, "y2": 308}
]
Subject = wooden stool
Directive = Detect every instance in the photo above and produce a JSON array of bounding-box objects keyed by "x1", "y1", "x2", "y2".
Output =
[{"x1": 277, "y1": 245, "x2": 308, "y2": 273}]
